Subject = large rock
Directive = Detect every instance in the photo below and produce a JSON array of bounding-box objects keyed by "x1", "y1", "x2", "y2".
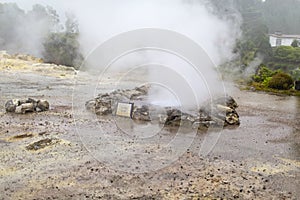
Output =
[
  {"x1": 199, "y1": 96, "x2": 240, "y2": 127},
  {"x1": 15, "y1": 103, "x2": 35, "y2": 114},
  {"x1": 132, "y1": 105, "x2": 151, "y2": 121},
  {"x1": 5, "y1": 99, "x2": 20, "y2": 112},
  {"x1": 36, "y1": 100, "x2": 50, "y2": 112}
]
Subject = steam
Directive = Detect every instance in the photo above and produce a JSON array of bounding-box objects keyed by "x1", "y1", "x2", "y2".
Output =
[
  {"x1": 67, "y1": 0, "x2": 242, "y2": 107},
  {"x1": 2, "y1": 0, "x2": 242, "y2": 107},
  {"x1": 70, "y1": 0, "x2": 241, "y2": 66},
  {"x1": 1, "y1": 0, "x2": 241, "y2": 65}
]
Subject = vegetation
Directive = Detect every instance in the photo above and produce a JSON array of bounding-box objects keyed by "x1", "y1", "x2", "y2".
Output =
[
  {"x1": 291, "y1": 40, "x2": 299, "y2": 48},
  {"x1": 268, "y1": 72, "x2": 294, "y2": 90},
  {"x1": 42, "y1": 15, "x2": 83, "y2": 68},
  {"x1": 250, "y1": 65, "x2": 297, "y2": 95},
  {"x1": 0, "y1": 3, "x2": 83, "y2": 68},
  {"x1": 216, "y1": 0, "x2": 300, "y2": 95}
]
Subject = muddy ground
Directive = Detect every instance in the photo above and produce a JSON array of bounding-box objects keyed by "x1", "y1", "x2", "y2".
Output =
[{"x1": 0, "y1": 56, "x2": 299, "y2": 199}]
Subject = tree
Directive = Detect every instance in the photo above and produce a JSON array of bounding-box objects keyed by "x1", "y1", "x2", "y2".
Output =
[
  {"x1": 233, "y1": 0, "x2": 273, "y2": 66},
  {"x1": 42, "y1": 14, "x2": 83, "y2": 68},
  {"x1": 291, "y1": 39, "x2": 299, "y2": 48}
]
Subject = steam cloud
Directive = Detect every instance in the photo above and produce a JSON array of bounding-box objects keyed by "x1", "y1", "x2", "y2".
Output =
[
  {"x1": 72, "y1": 0, "x2": 241, "y2": 66},
  {"x1": 2, "y1": 0, "x2": 241, "y2": 65},
  {"x1": 2, "y1": 0, "x2": 242, "y2": 107}
]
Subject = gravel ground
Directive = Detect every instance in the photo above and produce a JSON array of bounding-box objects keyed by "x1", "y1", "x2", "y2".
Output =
[{"x1": 0, "y1": 57, "x2": 299, "y2": 199}]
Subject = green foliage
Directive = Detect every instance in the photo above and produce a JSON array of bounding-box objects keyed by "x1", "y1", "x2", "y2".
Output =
[
  {"x1": 232, "y1": 0, "x2": 273, "y2": 67},
  {"x1": 251, "y1": 66, "x2": 294, "y2": 91},
  {"x1": 291, "y1": 39, "x2": 299, "y2": 48},
  {"x1": 291, "y1": 68, "x2": 300, "y2": 81},
  {"x1": 42, "y1": 33, "x2": 81, "y2": 68},
  {"x1": 252, "y1": 65, "x2": 278, "y2": 82},
  {"x1": 262, "y1": 77, "x2": 272, "y2": 87},
  {"x1": 263, "y1": 0, "x2": 300, "y2": 34},
  {"x1": 268, "y1": 72, "x2": 294, "y2": 90},
  {"x1": 0, "y1": 3, "x2": 82, "y2": 68},
  {"x1": 228, "y1": 0, "x2": 300, "y2": 78},
  {"x1": 42, "y1": 15, "x2": 83, "y2": 68},
  {"x1": 273, "y1": 46, "x2": 300, "y2": 63}
]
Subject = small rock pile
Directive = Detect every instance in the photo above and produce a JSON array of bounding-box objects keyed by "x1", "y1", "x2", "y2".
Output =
[
  {"x1": 86, "y1": 85, "x2": 149, "y2": 115},
  {"x1": 86, "y1": 85, "x2": 240, "y2": 129},
  {"x1": 5, "y1": 98, "x2": 49, "y2": 114}
]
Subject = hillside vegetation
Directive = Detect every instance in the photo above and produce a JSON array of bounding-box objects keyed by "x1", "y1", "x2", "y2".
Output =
[{"x1": 0, "y1": 3, "x2": 82, "y2": 68}]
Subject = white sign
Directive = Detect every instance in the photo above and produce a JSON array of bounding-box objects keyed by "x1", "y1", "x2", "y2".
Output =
[{"x1": 116, "y1": 103, "x2": 133, "y2": 118}]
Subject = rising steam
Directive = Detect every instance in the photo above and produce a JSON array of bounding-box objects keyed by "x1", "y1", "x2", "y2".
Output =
[{"x1": 2, "y1": 0, "x2": 242, "y2": 107}]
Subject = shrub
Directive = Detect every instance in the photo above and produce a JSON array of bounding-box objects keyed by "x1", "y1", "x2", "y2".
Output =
[
  {"x1": 43, "y1": 32, "x2": 83, "y2": 68},
  {"x1": 42, "y1": 14, "x2": 83, "y2": 69},
  {"x1": 252, "y1": 65, "x2": 277, "y2": 83},
  {"x1": 291, "y1": 68, "x2": 300, "y2": 81},
  {"x1": 268, "y1": 72, "x2": 294, "y2": 90}
]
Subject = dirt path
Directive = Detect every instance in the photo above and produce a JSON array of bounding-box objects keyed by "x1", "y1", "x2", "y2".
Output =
[{"x1": 0, "y1": 57, "x2": 299, "y2": 199}]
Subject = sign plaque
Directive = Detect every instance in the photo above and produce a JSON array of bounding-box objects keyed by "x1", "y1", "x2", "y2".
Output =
[{"x1": 116, "y1": 102, "x2": 134, "y2": 118}]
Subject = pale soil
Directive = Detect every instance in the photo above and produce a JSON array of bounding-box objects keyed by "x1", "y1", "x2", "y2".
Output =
[{"x1": 0, "y1": 56, "x2": 299, "y2": 199}]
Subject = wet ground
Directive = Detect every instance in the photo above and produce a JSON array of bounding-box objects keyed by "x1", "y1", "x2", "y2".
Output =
[{"x1": 0, "y1": 58, "x2": 299, "y2": 199}]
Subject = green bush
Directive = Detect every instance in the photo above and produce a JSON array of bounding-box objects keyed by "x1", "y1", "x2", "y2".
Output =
[
  {"x1": 42, "y1": 15, "x2": 83, "y2": 69},
  {"x1": 43, "y1": 32, "x2": 83, "y2": 68},
  {"x1": 252, "y1": 65, "x2": 278, "y2": 83},
  {"x1": 268, "y1": 72, "x2": 294, "y2": 90},
  {"x1": 291, "y1": 68, "x2": 300, "y2": 81}
]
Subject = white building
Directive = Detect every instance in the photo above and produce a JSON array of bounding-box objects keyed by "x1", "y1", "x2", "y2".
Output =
[{"x1": 269, "y1": 32, "x2": 300, "y2": 47}]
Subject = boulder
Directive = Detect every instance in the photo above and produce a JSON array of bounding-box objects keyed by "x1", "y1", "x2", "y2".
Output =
[
  {"x1": 94, "y1": 94, "x2": 113, "y2": 115},
  {"x1": 132, "y1": 105, "x2": 151, "y2": 121},
  {"x1": 5, "y1": 99, "x2": 20, "y2": 112},
  {"x1": 164, "y1": 108, "x2": 195, "y2": 127},
  {"x1": 15, "y1": 103, "x2": 35, "y2": 114},
  {"x1": 36, "y1": 100, "x2": 50, "y2": 112}
]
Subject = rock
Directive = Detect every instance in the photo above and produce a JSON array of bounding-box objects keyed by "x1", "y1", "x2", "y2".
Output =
[
  {"x1": 225, "y1": 112, "x2": 240, "y2": 126},
  {"x1": 164, "y1": 108, "x2": 195, "y2": 127},
  {"x1": 158, "y1": 114, "x2": 168, "y2": 124},
  {"x1": 5, "y1": 99, "x2": 20, "y2": 112},
  {"x1": 164, "y1": 109, "x2": 182, "y2": 126},
  {"x1": 15, "y1": 103, "x2": 35, "y2": 114},
  {"x1": 86, "y1": 85, "x2": 240, "y2": 129},
  {"x1": 132, "y1": 105, "x2": 151, "y2": 121},
  {"x1": 36, "y1": 100, "x2": 49, "y2": 112},
  {"x1": 216, "y1": 104, "x2": 233, "y2": 113},
  {"x1": 199, "y1": 95, "x2": 240, "y2": 128},
  {"x1": 95, "y1": 96, "x2": 112, "y2": 115},
  {"x1": 86, "y1": 85, "x2": 150, "y2": 116},
  {"x1": 225, "y1": 95, "x2": 238, "y2": 109},
  {"x1": 85, "y1": 100, "x2": 96, "y2": 111}
]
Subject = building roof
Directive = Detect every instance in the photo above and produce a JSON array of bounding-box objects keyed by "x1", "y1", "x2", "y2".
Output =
[{"x1": 269, "y1": 33, "x2": 300, "y2": 39}]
